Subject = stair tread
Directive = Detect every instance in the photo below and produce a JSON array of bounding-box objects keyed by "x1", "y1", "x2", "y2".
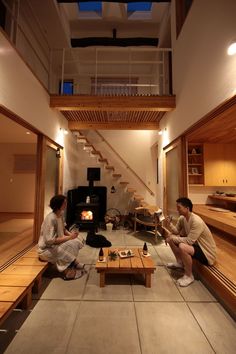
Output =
[
  {"x1": 106, "y1": 166, "x2": 115, "y2": 169},
  {"x1": 98, "y1": 158, "x2": 108, "y2": 163},
  {"x1": 120, "y1": 181, "x2": 129, "y2": 185},
  {"x1": 127, "y1": 188, "x2": 136, "y2": 192},
  {"x1": 113, "y1": 174, "x2": 122, "y2": 177}
]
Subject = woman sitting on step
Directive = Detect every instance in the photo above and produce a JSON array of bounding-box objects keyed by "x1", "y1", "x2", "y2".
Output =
[{"x1": 38, "y1": 194, "x2": 85, "y2": 280}]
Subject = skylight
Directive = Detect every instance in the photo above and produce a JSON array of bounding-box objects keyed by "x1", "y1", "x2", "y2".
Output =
[
  {"x1": 127, "y1": 2, "x2": 152, "y2": 12},
  {"x1": 78, "y1": 1, "x2": 102, "y2": 12}
]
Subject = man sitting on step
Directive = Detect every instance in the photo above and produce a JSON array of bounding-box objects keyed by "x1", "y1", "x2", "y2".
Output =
[{"x1": 162, "y1": 197, "x2": 216, "y2": 287}]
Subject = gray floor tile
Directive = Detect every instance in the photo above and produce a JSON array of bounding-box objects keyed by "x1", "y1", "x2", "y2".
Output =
[
  {"x1": 2, "y1": 229, "x2": 235, "y2": 354},
  {"x1": 155, "y1": 244, "x2": 177, "y2": 264},
  {"x1": 125, "y1": 231, "x2": 156, "y2": 246},
  {"x1": 83, "y1": 267, "x2": 133, "y2": 301},
  {"x1": 67, "y1": 301, "x2": 141, "y2": 354},
  {"x1": 135, "y1": 302, "x2": 214, "y2": 354},
  {"x1": 102, "y1": 229, "x2": 126, "y2": 245},
  {"x1": 178, "y1": 279, "x2": 217, "y2": 302},
  {"x1": 77, "y1": 244, "x2": 98, "y2": 264},
  {"x1": 38, "y1": 271, "x2": 88, "y2": 300},
  {"x1": 189, "y1": 302, "x2": 236, "y2": 354},
  {"x1": 132, "y1": 266, "x2": 184, "y2": 301},
  {"x1": 4, "y1": 300, "x2": 80, "y2": 354}
]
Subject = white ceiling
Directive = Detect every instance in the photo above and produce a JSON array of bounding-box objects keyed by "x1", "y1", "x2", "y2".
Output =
[{"x1": 28, "y1": 1, "x2": 171, "y2": 48}]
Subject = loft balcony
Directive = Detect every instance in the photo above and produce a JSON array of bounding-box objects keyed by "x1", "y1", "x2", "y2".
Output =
[
  {"x1": 50, "y1": 47, "x2": 175, "y2": 130},
  {"x1": 0, "y1": 1, "x2": 175, "y2": 130}
]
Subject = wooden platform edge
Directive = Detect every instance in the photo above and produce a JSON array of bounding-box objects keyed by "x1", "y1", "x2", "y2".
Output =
[
  {"x1": 193, "y1": 261, "x2": 236, "y2": 320},
  {"x1": 0, "y1": 245, "x2": 49, "y2": 327}
]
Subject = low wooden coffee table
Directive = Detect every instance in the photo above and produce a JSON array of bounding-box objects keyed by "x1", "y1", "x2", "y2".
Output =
[{"x1": 95, "y1": 248, "x2": 156, "y2": 287}]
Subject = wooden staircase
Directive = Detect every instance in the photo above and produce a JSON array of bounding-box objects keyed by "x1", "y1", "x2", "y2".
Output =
[{"x1": 75, "y1": 132, "x2": 148, "y2": 206}]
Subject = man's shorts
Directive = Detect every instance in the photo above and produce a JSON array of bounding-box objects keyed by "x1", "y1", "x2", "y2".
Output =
[{"x1": 192, "y1": 244, "x2": 208, "y2": 265}]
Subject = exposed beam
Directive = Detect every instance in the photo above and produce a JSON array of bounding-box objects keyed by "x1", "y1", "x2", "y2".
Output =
[
  {"x1": 50, "y1": 95, "x2": 176, "y2": 112},
  {"x1": 68, "y1": 121, "x2": 160, "y2": 130},
  {"x1": 71, "y1": 37, "x2": 158, "y2": 47}
]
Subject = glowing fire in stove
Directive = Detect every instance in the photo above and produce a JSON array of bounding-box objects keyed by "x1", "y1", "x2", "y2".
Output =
[{"x1": 81, "y1": 210, "x2": 93, "y2": 220}]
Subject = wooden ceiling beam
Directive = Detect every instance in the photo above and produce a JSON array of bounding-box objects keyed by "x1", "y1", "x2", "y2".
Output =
[
  {"x1": 50, "y1": 95, "x2": 176, "y2": 112},
  {"x1": 68, "y1": 121, "x2": 159, "y2": 130}
]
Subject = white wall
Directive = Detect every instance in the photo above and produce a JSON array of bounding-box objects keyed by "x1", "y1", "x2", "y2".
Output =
[
  {"x1": 161, "y1": 0, "x2": 236, "y2": 145},
  {"x1": 75, "y1": 130, "x2": 159, "y2": 212},
  {"x1": 0, "y1": 30, "x2": 79, "y2": 198},
  {"x1": 158, "y1": 0, "x2": 236, "y2": 204}
]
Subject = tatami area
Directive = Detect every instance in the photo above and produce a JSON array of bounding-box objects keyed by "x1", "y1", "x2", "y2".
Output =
[{"x1": 0, "y1": 229, "x2": 235, "y2": 354}]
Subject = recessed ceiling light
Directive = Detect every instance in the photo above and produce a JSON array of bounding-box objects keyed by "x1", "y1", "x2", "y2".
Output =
[
  {"x1": 26, "y1": 131, "x2": 31, "y2": 135},
  {"x1": 227, "y1": 41, "x2": 236, "y2": 55}
]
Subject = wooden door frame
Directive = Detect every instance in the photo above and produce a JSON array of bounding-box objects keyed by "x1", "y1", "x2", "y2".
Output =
[
  {"x1": 0, "y1": 104, "x2": 63, "y2": 243},
  {"x1": 163, "y1": 136, "x2": 187, "y2": 214},
  {"x1": 34, "y1": 138, "x2": 63, "y2": 241}
]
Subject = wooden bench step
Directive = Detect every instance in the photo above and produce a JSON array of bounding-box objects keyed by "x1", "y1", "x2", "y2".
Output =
[
  {"x1": 0, "y1": 302, "x2": 14, "y2": 326},
  {"x1": 0, "y1": 274, "x2": 37, "y2": 287},
  {"x1": 0, "y1": 286, "x2": 28, "y2": 302},
  {"x1": 0, "y1": 245, "x2": 49, "y2": 326},
  {"x1": 193, "y1": 261, "x2": 236, "y2": 318},
  {"x1": 1, "y1": 264, "x2": 48, "y2": 276},
  {"x1": 14, "y1": 257, "x2": 47, "y2": 266}
]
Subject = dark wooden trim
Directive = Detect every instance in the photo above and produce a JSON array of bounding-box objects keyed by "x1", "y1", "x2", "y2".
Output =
[
  {"x1": 0, "y1": 105, "x2": 40, "y2": 135},
  {"x1": 34, "y1": 135, "x2": 47, "y2": 242},
  {"x1": 0, "y1": 104, "x2": 63, "y2": 149},
  {"x1": 175, "y1": 0, "x2": 194, "y2": 39},
  {"x1": 184, "y1": 95, "x2": 236, "y2": 139}
]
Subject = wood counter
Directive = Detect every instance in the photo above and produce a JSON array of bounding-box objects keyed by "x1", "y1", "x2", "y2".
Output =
[
  {"x1": 193, "y1": 204, "x2": 236, "y2": 238},
  {"x1": 208, "y1": 195, "x2": 236, "y2": 203}
]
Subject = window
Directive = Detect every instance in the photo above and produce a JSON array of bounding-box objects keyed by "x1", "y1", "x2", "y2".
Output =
[
  {"x1": 59, "y1": 80, "x2": 74, "y2": 95},
  {"x1": 78, "y1": 1, "x2": 102, "y2": 12},
  {"x1": 127, "y1": 2, "x2": 152, "y2": 12}
]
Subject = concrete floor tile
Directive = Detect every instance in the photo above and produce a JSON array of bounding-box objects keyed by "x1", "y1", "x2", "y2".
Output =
[
  {"x1": 189, "y1": 302, "x2": 236, "y2": 354},
  {"x1": 4, "y1": 300, "x2": 80, "y2": 354},
  {"x1": 178, "y1": 279, "x2": 217, "y2": 302},
  {"x1": 77, "y1": 244, "x2": 98, "y2": 264},
  {"x1": 83, "y1": 267, "x2": 133, "y2": 301},
  {"x1": 3, "y1": 229, "x2": 235, "y2": 354},
  {"x1": 132, "y1": 266, "x2": 184, "y2": 301},
  {"x1": 156, "y1": 244, "x2": 177, "y2": 264},
  {"x1": 125, "y1": 231, "x2": 156, "y2": 246},
  {"x1": 38, "y1": 271, "x2": 88, "y2": 300},
  {"x1": 135, "y1": 302, "x2": 214, "y2": 354},
  {"x1": 67, "y1": 301, "x2": 141, "y2": 354}
]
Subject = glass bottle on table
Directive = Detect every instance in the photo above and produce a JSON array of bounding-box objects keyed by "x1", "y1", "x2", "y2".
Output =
[
  {"x1": 143, "y1": 242, "x2": 148, "y2": 256},
  {"x1": 99, "y1": 247, "x2": 104, "y2": 261}
]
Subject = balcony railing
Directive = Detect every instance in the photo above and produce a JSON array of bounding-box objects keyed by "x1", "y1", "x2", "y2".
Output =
[{"x1": 51, "y1": 47, "x2": 172, "y2": 96}]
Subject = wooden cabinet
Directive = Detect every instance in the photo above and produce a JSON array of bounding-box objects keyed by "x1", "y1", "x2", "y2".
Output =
[
  {"x1": 188, "y1": 143, "x2": 204, "y2": 185},
  {"x1": 204, "y1": 144, "x2": 236, "y2": 186}
]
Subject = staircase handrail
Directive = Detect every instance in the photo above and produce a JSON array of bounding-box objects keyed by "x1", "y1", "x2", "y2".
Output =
[{"x1": 95, "y1": 131, "x2": 154, "y2": 196}]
